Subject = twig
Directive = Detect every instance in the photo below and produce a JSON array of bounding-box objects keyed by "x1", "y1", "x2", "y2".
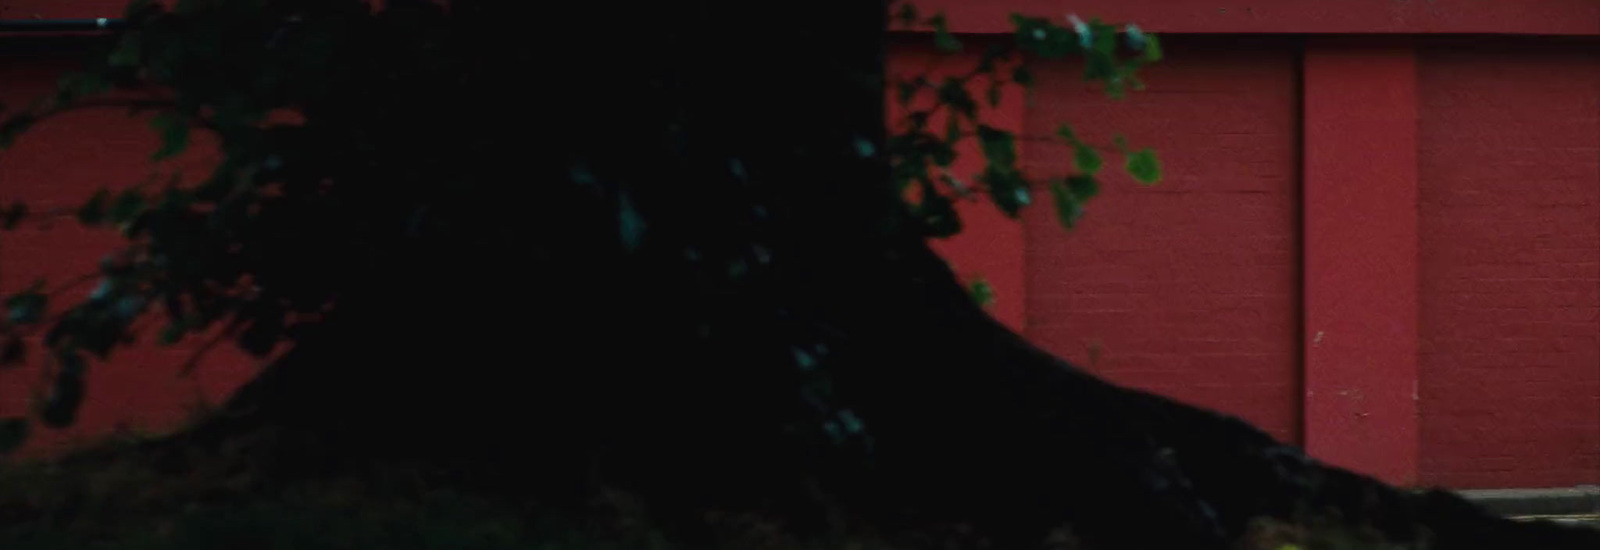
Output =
[{"x1": 178, "y1": 316, "x2": 247, "y2": 377}]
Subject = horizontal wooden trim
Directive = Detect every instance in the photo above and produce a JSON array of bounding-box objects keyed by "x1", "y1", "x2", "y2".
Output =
[{"x1": 905, "y1": 0, "x2": 1600, "y2": 36}]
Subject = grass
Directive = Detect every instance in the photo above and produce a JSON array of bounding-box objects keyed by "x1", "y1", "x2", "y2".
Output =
[{"x1": 0, "y1": 426, "x2": 1427, "y2": 550}]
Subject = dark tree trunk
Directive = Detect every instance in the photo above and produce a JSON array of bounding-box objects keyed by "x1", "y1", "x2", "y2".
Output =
[{"x1": 213, "y1": 226, "x2": 1600, "y2": 548}]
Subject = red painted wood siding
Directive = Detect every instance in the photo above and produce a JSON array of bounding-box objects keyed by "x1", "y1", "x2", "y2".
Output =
[
  {"x1": 0, "y1": 52, "x2": 257, "y2": 457},
  {"x1": 0, "y1": 0, "x2": 128, "y2": 20},
  {"x1": 1301, "y1": 44, "x2": 1419, "y2": 486},
  {"x1": 1417, "y1": 42, "x2": 1600, "y2": 489},
  {"x1": 1019, "y1": 39, "x2": 1303, "y2": 445},
  {"x1": 904, "y1": 0, "x2": 1600, "y2": 36}
]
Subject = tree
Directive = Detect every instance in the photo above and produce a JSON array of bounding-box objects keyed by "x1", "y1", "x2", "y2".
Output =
[{"x1": 0, "y1": 1, "x2": 1595, "y2": 548}]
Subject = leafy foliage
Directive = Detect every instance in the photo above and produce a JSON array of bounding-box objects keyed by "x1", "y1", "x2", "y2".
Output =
[
  {"x1": 967, "y1": 277, "x2": 996, "y2": 308},
  {"x1": 888, "y1": 7, "x2": 1162, "y2": 239},
  {"x1": 0, "y1": 0, "x2": 429, "y2": 446},
  {"x1": 0, "y1": 1, "x2": 1159, "y2": 459},
  {"x1": 0, "y1": 418, "x2": 25, "y2": 454},
  {"x1": 1125, "y1": 148, "x2": 1163, "y2": 184}
]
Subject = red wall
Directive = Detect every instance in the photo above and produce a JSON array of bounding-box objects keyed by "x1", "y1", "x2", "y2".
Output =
[
  {"x1": 1018, "y1": 38, "x2": 1302, "y2": 445},
  {"x1": 910, "y1": 0, "x2": 1600, "y2": 36},
  {"x1": 1301, "y1": 43, "x2": 1420, "y2": 486},
  {"x1": 896, "y1": 8, "x2": 1600, "y2": 490},
  {"x1": 0, "y1": 0, "x2": 128, "y2": 20},
  {"x1": 1416, "y1": 42, "x2": 1600, "y2": 488},
  {"x1": 5, "y1": 1, "x2": 1600, "y2": 490},
  {"x1": 0, "y1": 50, "x2": 257, "y2": 457}
]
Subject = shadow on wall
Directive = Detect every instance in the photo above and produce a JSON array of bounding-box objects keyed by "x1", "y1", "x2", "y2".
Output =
[{"x1": 0, "y1": 50, "x2": 260, "y2": 459}]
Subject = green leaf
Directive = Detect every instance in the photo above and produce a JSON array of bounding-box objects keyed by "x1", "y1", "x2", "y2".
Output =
[
  {"x1": 171, "y1": 0, "x2": 206, "y2": 14},
  {"x1": 976, "y1": 125, "x2": 1017, "y2": 167},
  {"x1": 150, "y1": 111, "x2": 190, "y2": 160},
  {"x1": 896, "y1": 79, "x2": 921, "y2": 105},
  {"x1": 122, "y1": 0, "x2": 159, "y2": 18},
  {"x1": 939, "y1": 170, "x2": 970, "y2": 196},
  {"x1": 928, "y1": 14, "x2": 962, "y2": 52},
  {"x1": 1073, "y1": 143, "x2": 1103, "y2": 175},
  {"x1": 854, "y1": 137, "x2": 877, "y2": 158},
  {"x1": 969, "y1": 277, "x2": 996, "y2": 308},
  {"x1": 904, "y1": 110, "x2": 931, "y2": 131},
  {"x1": 55, "y1": 347, "x2": 86, "y2": 377},
  {"x1": 0, "y1": 113, "x2": 38, "y2": 149},
  {"x1": 1011, "y1": 65, "x2": 1033, "y2": 87},
  {"x1": 1068, "y1": 175, "x2": 1100, "y2": 200},
  {"x1": 1084, "y1": 50, "x2": 1117, "y2": 84},
  {"x1": 0, "y1": 417, "x2": 26, "y2": 454},
  {"x1": 618, "y1": 189, "x2": 645, "y2": 251},
  {"x1": 108, "y1": 31, "x2": 143, "y2": 68},
  {"x1": 937, "y1": 78, "x2": 976, "y2": 118},
  {"x1": 109, "y1": 188, "x2": 146, "y2": 225},
  {"x1": 1056, "y1": 124, "x2": 1078, "y2": 145},
  {"x1": 1143, "y1": 33, "x2": 1164, "y2": 62},
  {"x1": 822, "y1": 420, "x2": 843, "y2": 443},
  {"x1": 1123, "y1": 24, "x2": 1148, "y2": 51},
  {"x1": 983, "y1": 168, "x2": 1029, "y2": 217},
  {"x1": 79, "y1": 308, "x2": 127, "y2": 358},
  {"x1": 157, "y1": 320, "x2": 186, "y2": 346},
  {"x1": 836, "y1": 409, "x2": 865, "y2": 435},
  {"x1": 928, "y1": 140, "x2": 956, "y2": 167},
  {"x1": 1050, "y1": 179, "x2": 1086, "y2": 229},
  {"x1": 0, "y1": 335, "x2": 22, "y2": 367},
  {"x1": 918, "y1": 183, "x2": 961, "y2": 238},
  {"x1": 2, "y1": 201, "x2": 26, "y2": 230},
  {"x1": 793, "y1": 347, "x2": 817, "y2": 371},
  {"x1": 1014, "y1": 15, "x2": 1079, "y2": 58},
  {"x1": 975, "y1": 124, "x2": 1028, "y2": 216},
  {"x1": 1126, "y1": 71, "x2": 1147, "y2": 92},
  {"x1": 57, "y1": 72, "x2": 110, "y2": 102},
  {"x1": 152, "y1": 189, "x2": 193, "y2": 228},
  {"x1": 78, "y1": 188, "x2": 110, "y2": 225},
  {"x1": 6, "y1": 289, "x2": 46, "y2": 325},
  {"x1": 238, "y1": 318, "x2": 281, "y2": 358},
  {"x1": 1125, "y1": 148, "x2": 1162, "y2": 184},
  {"x1": 893, "y1": 150, "x2": 931, "y2": 189},
  {"x1": 894, "y1": 3, "x2": 919, "y2": 26},
  {"x1": 1091, "y1": 20, "x2": 1119, "y2": 55},
  {"x1": 974, "y1": 46, "x2": 1003, "y2": 75},
  {"x1": 1068, "y1": 14, "x2": 1092, "y2": 48},
  {"x1": 40, "y1": 360, "x2": 85, "y2": 428}
]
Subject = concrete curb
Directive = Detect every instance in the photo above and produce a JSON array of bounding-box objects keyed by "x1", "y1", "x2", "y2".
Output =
[{"x1": 1456, "y1": 486, "x2": 1600, "y2": 518}]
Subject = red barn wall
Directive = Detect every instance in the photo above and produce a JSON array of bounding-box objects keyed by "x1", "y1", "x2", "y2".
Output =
[
  {"x1": 0, "y1": 46, "x2": 258, "y2": 457},
  {"x1": 1416, "y1": 42, "x2": 1600, "y2": 488},
  {"x1": 898, "y1": 20, "x2": 1600, "y2": 488},
  {"x1": 1300, "y1": 42, "x2": 1421, "y2": 486},
  {"x1": 3, "y1": 1, "x2": 1600, "y2": 490},
  {"x1": 0, "y1": 0, "x2": 129, "y2": 20},
  {"x1": 1018, "y1": 38, "x2": 1303, "y2": 445}
]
